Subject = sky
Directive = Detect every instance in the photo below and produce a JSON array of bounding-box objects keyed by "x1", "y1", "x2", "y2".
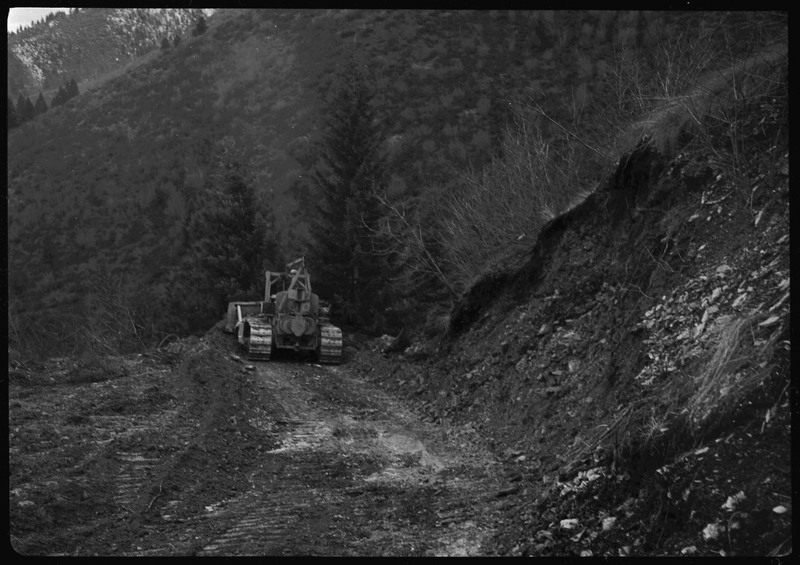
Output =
[{"x1": 8, "y1": 7, "x2": 68, "y2": 33}]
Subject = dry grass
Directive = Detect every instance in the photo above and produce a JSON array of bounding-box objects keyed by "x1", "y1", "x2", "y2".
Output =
[
  {"x1": 624, "y1": 37, "x2": 787, "y2": 167},
  {"x1": 561, "y1": 311, "x2": 783, "y2": 475},
  {"x1": 686, "y1": 314, "x2": 776, "y2": 431}
]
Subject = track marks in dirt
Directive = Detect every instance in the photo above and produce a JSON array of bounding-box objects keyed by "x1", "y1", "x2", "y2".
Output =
[
  {"x1": 10, "y1": 344, "x2": 506, "y2": 556},
  {"x1": 137, "y1": 358, "x2": 504, "y2": 556},
  {"x1": 113, "y1": 452, "x2": 163, "y2": 510},
  {"x1": 198, "y1": 461, "x2": 317, "y2": 555},
  {"x1": 206, "y1": 360, "x2": 507, "y2": 556}
]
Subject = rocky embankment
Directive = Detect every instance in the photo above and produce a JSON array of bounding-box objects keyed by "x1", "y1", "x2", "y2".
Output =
[{"x1": 355, "y1": 100, "x2": 790, "y2": 556}]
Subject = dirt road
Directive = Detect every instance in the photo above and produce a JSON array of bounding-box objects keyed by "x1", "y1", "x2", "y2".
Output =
[{"x1": 9, "y1": 334, "x2": 506, "y2": 556}]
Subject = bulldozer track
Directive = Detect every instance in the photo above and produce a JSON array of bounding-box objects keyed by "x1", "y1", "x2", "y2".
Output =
[
  {"x1": 11, "y1": 340, "x2": 504, "y2": 556},
  {"x1": 267, "y1": 418, "x2": 332, "y2": 452},
  {"x1": 197, "y1": 459, "x2": 322, "y2": 556},
  {"x1": 109, "y1": 409, "x2": 195, "y2": 515},
  {"x1": 114, "y1": 452, "x2": 162, "y2": 509},
  {"x1": 246, "y1": 320, "x2": 273, "y2": 361},
  {"x1": 318, "y1": 325, "x2": 342, "y2": 365}
]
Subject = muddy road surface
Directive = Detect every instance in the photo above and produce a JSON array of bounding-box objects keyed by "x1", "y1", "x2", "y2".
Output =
[{"x1": 9, "y1": 334, "x2": 506, "y2": 556}]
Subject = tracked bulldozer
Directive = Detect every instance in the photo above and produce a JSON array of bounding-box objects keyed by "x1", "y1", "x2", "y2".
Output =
[{"x1": 223, "y1": 258, "x2": 343, "y2": 364}]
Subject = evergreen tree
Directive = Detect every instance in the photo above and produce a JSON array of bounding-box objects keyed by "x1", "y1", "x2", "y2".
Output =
[
  {"x1": 196, "y1": 16, "x2": 207, "y2": 35},
  {"x1": 174, "y1": 137, "x2": 279, "y2": 330},
  {"x1": 16, "y1": 94, "x2": 33, "y2": 123},
  {"x1": 161, "y1": 37, "x2": 171, "y2": 49},
  {"x1": 66, "y1": 78, "x2": 79, "y2": 100},
  {"x1": 174, "y1": 35, "x2": 181, "y2": 47},
  {"x1": 306, "y1": 61, "x2": 388, "y2": 328},
  {"x1": 52, "y1": 86, "x2": 67, "y2": 107},
  {"x1": 34, "y1": 92, "x2": 48, "y2": 116},
  {"x1": 8, "y1": 97, "x2": 18, "y2": 129},
  {"x1": 15, "y1": 94, "x2": 26, "y2": 122}
]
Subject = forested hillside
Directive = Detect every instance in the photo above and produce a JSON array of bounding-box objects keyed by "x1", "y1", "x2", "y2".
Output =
[
  {"x1": 7, "y1": 9, "x2": 786, "y2": 357},
  {"x1": 8, "y1": 8, "x2": 212, "y2": 100}
]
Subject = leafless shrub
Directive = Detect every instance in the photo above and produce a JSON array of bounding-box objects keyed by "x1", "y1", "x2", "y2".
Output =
[
  {"x1": 7, "y1": 306, "x2": 26, "y2": 358},
  {"x1": 612, "y1": 17, "x2": 787, "y2": 181},
  {"x1": 7, "y1": 298, "x2": 84, "y2": 361},
  {"x1": 81, "y1": 266, "x2": 166, "y2": 356},
  {"x1": 369, "y1": 192, "x2": 457, "y2": 298},
  {"x1": 438, "y1": 116, "x2": 588, "y2": 292}
]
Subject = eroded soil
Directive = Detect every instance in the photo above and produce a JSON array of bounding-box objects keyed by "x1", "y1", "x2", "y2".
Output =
[{"x1": 9, "y1": 333, "x2": 506, "y2": 556}]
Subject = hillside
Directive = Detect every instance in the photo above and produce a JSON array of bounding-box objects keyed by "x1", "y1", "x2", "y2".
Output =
[
  {"x1": 11, "y1": 10, "x2": 779, "y2": 353},
  {"x1": 8, "y1": 8, "x2": 213, "y2": 100},
  {"x1": 358, "y1": 89, "x2": 790, "y2": 555},
  {"x1": 8, "y1": 9, "x2": 790, "y2": 555}
]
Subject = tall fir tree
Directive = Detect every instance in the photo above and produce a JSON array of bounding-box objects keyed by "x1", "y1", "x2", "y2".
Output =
[
  {"x1": 66, "y1": 78, "x2": 79, "y2": 100},
  {"x1": 52, "y1": 85, "x2": 67, "y2": 107},
  {"x1": 193, "y1": 16, "x2": 207, "y2": 36},
  {"x1": 16, "y1": 94, "x2": 33, "y2": 123},
  {"x1": 171, "y1": 137, "x2": 280, "y2": 331},
  {"x1": 15, "y1": 94, "x2": 26, "y2": 122},
  {"x1": 306, "y1": 60, "x2": 388, "y2": 329},
  {"x1": 34, "y1": 91, "x2": 48, "y2": 116}
]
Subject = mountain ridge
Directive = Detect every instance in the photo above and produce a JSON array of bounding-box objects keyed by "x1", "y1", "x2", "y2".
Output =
[{"x1": 8, "y1": 8, "x2": 214, "y2": 100}]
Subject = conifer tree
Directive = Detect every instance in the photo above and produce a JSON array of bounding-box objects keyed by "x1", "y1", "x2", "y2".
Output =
[
  {"x1": 161, "y1": 37, "x2": 171, "y2": 49},
  {"x1": 8, "y1": 97, "x2": 18, "y2": 129},
  {"x1": 34, "y1": 92, "x2": 48, "y2": 115},
  {"x1": 52, "y1": 86, "x2": 67, "y2": 107},
  {"x1": 66, "y1": 78, "x2": 79, "y2": 100},
  {"x1": 16, "y1": 94, "x2": 33, "y2": 123},
  {"x1": 172, "y1": 137, "x2": 280, "y2": 330},
  {"x1": 193, "y1": 16, "x2": 207, "y2": 36},
  {"x1": 15, "y1": 94, "x2": 26, "y2": 122},
  {"x1": 306, "y1": 61, "x2": 388, "y2": 328}
]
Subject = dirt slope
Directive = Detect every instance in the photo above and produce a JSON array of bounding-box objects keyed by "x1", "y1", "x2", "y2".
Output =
[{"x1": 366, "y1": 104, "x2": 791, "y2": 555}]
